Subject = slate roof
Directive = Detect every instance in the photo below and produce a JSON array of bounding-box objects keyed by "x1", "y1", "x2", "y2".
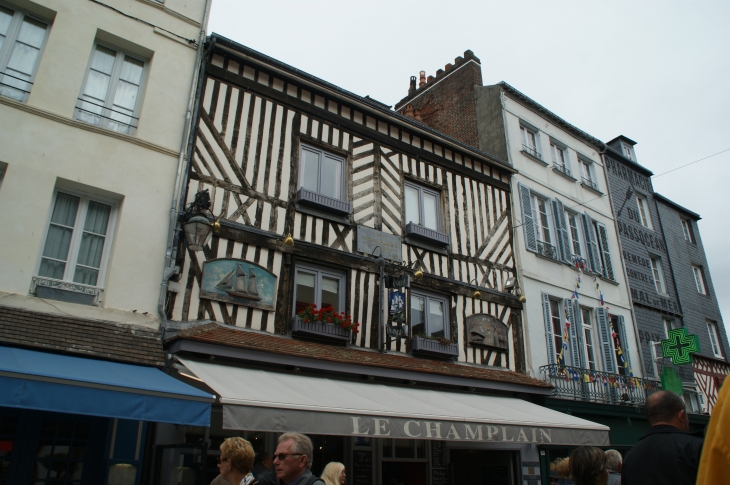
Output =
[
  {"x1": 0, "y1": 305, "x2": 165, "y2": 367},
  {"x1": 170, "y1": 322, "x2": 552, "y2": 389}
]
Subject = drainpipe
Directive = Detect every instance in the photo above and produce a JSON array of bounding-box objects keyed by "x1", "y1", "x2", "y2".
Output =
[
  {"x1": 600, "y1": 146, "x2": 649, "y2": 379},
  {"x1": 158, "y1": 0, "x2": 213, "y2": 326}
]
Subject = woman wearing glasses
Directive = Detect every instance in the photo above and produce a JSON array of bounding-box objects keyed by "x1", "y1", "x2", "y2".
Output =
[{"x1": 216, "y1": 437, "x2": 256, "y2": 485}]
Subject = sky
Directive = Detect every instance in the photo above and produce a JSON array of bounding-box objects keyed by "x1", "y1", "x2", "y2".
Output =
[{"x1": 208, "y1": 0, "x2": 730, "y2": 341}]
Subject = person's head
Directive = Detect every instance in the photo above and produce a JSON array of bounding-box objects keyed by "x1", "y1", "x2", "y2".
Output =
[
  {"x1": 321, "y1": 462, "x2": 346, "y2": 485},
  {"x1": 255, "y1": 451, "x2": 273, "y2": 470},
  {"x1": 555, "y1": 457, "x2": 571, "y2": 478},
  {"x1": 646, "y1": 391, "x2": 689, "y2": 431},
  {"x1": 604, "y1": 449, "x2": 622, "y2": 472},
  {"x1": 274, "y1": 433, "x2": 313, "y2": 483},
  {"x1": 219, "y1": 437, "x2": 255, "y2": 481},
  {"x1": 569, "y1": 447, "x2": 609, "y2": 485}
]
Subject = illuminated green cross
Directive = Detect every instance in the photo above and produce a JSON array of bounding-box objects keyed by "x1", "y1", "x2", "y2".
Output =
[{"x1": 661, "y1": 328, "x2": 700, "y2": 365}]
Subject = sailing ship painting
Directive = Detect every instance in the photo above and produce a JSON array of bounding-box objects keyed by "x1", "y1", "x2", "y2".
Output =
[
  {"x1": 200, "y1": 258, "x2": 276, "y2": 310},
  {"x1": 215, "y1": 264, "x2": 262, "y2": 300}
]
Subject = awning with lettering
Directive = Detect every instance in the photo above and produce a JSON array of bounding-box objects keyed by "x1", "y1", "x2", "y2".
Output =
[{"x1": 178, "y1": 357, "x2": 609, "y2": 446}]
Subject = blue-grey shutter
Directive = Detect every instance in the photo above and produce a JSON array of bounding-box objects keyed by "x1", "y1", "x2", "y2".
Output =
[
  {"x1": 581, "y1": 213, "x2": 601, "y2": 274},
  {"x1": 566, "y1": 299, "x2": 582, "y2": 368},
  {"x1": 542, "y1": 293, "x2": 557, "y2": 365},
  {"x1": 551, "y1": 198, "x2": 572, "y2": 263},
  {"x1": 595, "y1": 223, "x2": 615, "y2": 280},
  {"x1": 571, "y1": 299, "x2": 586, "y2": 368},
  {"x1": 616, "y1": 315, "x2": 632, "y2": 374},
  {"x1": 518, "y1": 183, "x2": 537, "y2": 252},
  {"x1": 596, "y1": 307, "x2": 616, "y2": 373}
]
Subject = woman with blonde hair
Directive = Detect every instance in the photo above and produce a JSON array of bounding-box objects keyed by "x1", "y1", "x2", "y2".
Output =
[
  {"x1": 217, "y1": 437, "x2": 256, "y2": 485},
  {"x1": 321, "y1": 462, "x2": 346, "y2": 485}
]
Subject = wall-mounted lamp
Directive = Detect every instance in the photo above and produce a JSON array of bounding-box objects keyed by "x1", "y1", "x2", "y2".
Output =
[
  {"x1": 504, "y1": 277, "x2": 516, "y2": 291},
  {"x1": 283, "y1": 233, "x2": 294, "y2": 246},
  {"x1": 469, "y1": 279, "x2": 482, "y2": 299},
  {"x1": 517, "y1": 288, "x2": 526, "y2": 303},
  {"x1": 181, "y1": 189, "x2": 220, "y2": 251},
  {"x1": 413, "y1": 261, "x2": 424, "y2": 279},
  {"x1": 371, "y1": 246, "x2": 385, "y2": 267}
]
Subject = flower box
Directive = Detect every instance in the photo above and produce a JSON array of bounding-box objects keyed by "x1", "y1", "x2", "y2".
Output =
[
  {"x1": 405, "y1": 222, "x2": 450, "y2": 247},
  {"x1": 292, "y1": 316, "x2": 351, "y2": 345},
  {"x1": 411, "y1": 335, "x2": 459, "y2": 359}
]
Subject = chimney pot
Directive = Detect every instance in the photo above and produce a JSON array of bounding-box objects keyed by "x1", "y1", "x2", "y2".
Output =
[
  {"x1": 404, "y1": 104, "x2": 414, "y2": 118},
  {"x1": 427, "y1": 75, "x2": 434, "y2": 82},
  {"x1": 414, "y1": 109, "x2": 423, "y2": 122},
  {"x1": 436, "y1": 69, "x2": 444, "y2": 77},
  {"x1": 409, "y1": 76, "x2": 416, "y2": 96},
  {"x1": 464, "y1": 49, "x2": 474, "y2": 58},
  {"x1": 419, "y1": 70, "x2": 426, "y2": 87},
  {"x1": 445, "y1": 63, "x2": 453, "y2": 71},
  {"x1": 455, "y1": 56, "x2": 464, "y2": 64}
]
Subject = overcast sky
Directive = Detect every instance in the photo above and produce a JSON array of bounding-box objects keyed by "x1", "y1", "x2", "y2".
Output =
[{"x1": 208, "y1": 0, "x2": 730, "y2": 341}]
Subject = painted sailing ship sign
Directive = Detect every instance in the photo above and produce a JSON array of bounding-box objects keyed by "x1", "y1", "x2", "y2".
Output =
[{"x1": 201, "y1": 259, "x2": 276, "y2": 310}]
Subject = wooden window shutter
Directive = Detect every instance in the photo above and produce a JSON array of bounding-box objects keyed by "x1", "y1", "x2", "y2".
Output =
[
  {"x1": 518, "y1": 183, "x2": 537, "y2": 252},
  {"x1": 551, "y1": 198, "x2": 572, "y2": 263},
  {"x1": 596, "y1": 307, "x2": 616, "y2": 374},
  {"x1": 596, "y1": 222, "x2": 615, "y2": 280},
  {"x1": 568, "y1": 299, "x2": 585, "y2": 368},
  {"x1": 581, "y1": 213, "x2": 601, "y2": 274},
  {"x1": 542, "y1": 293, "x2": 557, "y2": 365}
]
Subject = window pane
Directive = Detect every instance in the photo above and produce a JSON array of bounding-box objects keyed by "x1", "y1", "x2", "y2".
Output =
[
  {"x1": 428, "y1": 299, "x2": 445, "y2": 337},
  {"x1": 411, "y1": 295, "x2": 425, "y2": 336},
  {"x1": 39, "y1": 193, "x2": 80, "y2": 279},
  {"x1": 300, "y1": 149, "x2": 319, "y2": 192},
  {"x1": 404, "y1": 185, "x2": 419, "y2": 224},
  {"x1": 422, "y1": 192, "x2": 438, "y2": 230},
  {"x1": 295, "y1": 271, "x2": 315, "y2": 313},
  {"x1": 550, "y1": 300, "x2": 563, "y2": 363},
  {"x1": 90, "y1": 45, "x2": 116, "y2": 74},
  {"x1": 50, "y1": 193, "x2": 81, "y2": 227},
  {"x1": 321, "y1": 275, "x2": 339, "y2": 313},
  {"x1": 83, "y1": 201, "x2": 111, "y2": 235},
  {"x1": 320, "y1": 155, "x2": 342, "y2": 199},
  {"x1": 0, "y1": 8, "x2": 13, "y2": 72},
  {"x1": 109, "y1": 57, "x2": 143, "y2": 133},
  {"x1": 73, "y1": 264, "x2": 99, "y2": 286},
  {"x1": 394, "y1": 439, "x2": 413, "y2": 459},
  {"x1": 0, "y1": 18, "x2": 46, "y2": 100},
  {"x1": 537, "y1": 199, "x2": 551, "y2": 243},
  {"x1": 78, "y1": 46, "x2": 116, "y2": 125}
]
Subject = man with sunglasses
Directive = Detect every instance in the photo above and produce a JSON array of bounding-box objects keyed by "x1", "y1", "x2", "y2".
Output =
[{"x1": 273, "y1": 433, "x2": 325, "y2": 485}]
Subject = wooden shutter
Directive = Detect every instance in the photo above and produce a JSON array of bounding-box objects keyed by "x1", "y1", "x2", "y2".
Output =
[
  {"x1": 596, "y1": 307, "x2": 616, "y2": 373},
  {"x1": 518, "y1": 183, "x2": 537, "y2": 252},
  {"x1": 581, "y1": 213, "x2": 601, "y2": 274},
  {"x1": 551, "y1": 198, "x2": 572, "y2": 263},
  {"x1": 595, "y1": 222, "x2": 615, "y2": 280},
  {"x1": 566, "y1": 299, "x2": 582, "y2": 367},
  {"x1": 571, "y1": 299, "x2": 586, "y2": 368},
  {"x1": 542, "y1": 293, "x2": 556, "y2": 365},
  {"x1": 616, "y1": 315, "x2": 632, "y2": 374}
]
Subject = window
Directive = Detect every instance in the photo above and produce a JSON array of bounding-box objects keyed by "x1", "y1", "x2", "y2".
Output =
[
  {"x1": 548, "y1": 299, "x2": 564, "y2": 364},
  {"x1": 692, "y1": 265, "x2": 706, "y2": 294},
  {"x1": 551, "y1": 141, "x2": 571, "y2": 177},
  {"x1": 611, "y1": 315, "x2": 628, "y2": 376},
  {"x1": 293, "y1": 264, "x2": 345, "y2": 315},
  {"x1": 707, "y1": 321, "x2": 723, "y2": 358},
  {"x1": 76, "y1": 43, "x2": 147, "y2": 134},
  {"x1": 410, "y1": 291, "x2": 448, "y2": 338},
  {"x1": 663, "y1": 318, "x2": 675, "y2": 339},
  {"x1": 579, "y1": 159, "x2": 598, "y2": 190},
  {"x1": 636, "y1": 195, "x2": 652, "y2": 229},
  {"x1": 299, "y1": 144, "x2": 344, "y2": 201},
  {"x1": 0, "y1": 4, "x2": 49, "y2": 102},
  {"x1": 37, "y1": 191, "x2": 116, "y2": 287},
  {"x1": 622, "y1": 143, "x2": 634, "y2": 161},
  {"x1": 382, "y1": 439, "x2": 426, "y2": 460},
  {"x1": 681, "y1": 219, "x2": 694, "y2": 243},
  {"x1": 566, "y1": 212, "x2": 582, "y2": 258},
  {"x1": 593, "y1": 222, "x2": 614, "y2": 280},
  {"x1": 532, "y1": 195, "x2": 551, "y2": 244},
  {"x1": 650, "y1": 257, "x2": 666, "y2": 294},
  {"x1": 520, "y1": 124, "x2": 540, "y2": 159},
  {"x1": 581, "y1": 308, "x2": 596, "y2": 370},
  {"x1": 404, "y1": 181, "x2": 441, "y2": 231}
]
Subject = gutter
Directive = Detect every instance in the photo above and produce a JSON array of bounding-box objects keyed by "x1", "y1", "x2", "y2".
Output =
[{"x1": 158, "y1": 0, "x2": 213, "y2": 327}]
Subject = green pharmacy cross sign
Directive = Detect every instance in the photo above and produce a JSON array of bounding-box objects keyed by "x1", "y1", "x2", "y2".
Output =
[{"x1": 661, "y1": 328, "x2": 700, "y2": 365}]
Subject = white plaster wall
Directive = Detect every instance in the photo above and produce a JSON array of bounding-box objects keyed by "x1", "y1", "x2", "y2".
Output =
[
  {"x1": 0, "y1": 0, "x2": 207, "y2": 327},
  {"x1": 501, "y1": 95, "x2": 640, "y2": 377}
]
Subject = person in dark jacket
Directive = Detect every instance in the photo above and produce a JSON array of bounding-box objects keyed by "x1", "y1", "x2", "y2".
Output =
[
  {"x1": 252, "y1": 452, "x2": 277, "y2": 485},
  {"x1": 622, "y1": 390, "x2": 703, "y2": 485}
]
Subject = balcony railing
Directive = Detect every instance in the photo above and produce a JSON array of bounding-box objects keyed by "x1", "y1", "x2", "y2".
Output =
[
  {"x1": 581, "y1": 177, "x2": 600, "y2": 191},
  {"x1": 540, "y1": 364, "x2": 661, "y2": 405},
  {"x1": 552, "y1": 162, "x2": 573, "y2": 179},
  {"x1": 536, "y1": 241, "x2": 558, "y2": 260},
  {"x1": 521, "y1": 144, "x2": 542, "y2": 161}
]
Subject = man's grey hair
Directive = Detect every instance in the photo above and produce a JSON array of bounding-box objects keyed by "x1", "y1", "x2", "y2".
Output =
[
  {"x1": 605, "y1": 449, "x2": 622, "y2": 471},
  {"x1": 279, "y1": 432, "x2": 314, "y2": 469}
]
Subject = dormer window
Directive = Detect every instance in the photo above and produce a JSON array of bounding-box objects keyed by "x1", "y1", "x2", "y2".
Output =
[{"x1": 622, "y1": 143, "x2": 634, "y2": 161}]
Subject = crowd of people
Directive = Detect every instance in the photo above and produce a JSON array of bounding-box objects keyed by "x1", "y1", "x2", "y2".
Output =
[{"x1": 209, "y1": 385, "x2": 730, "y2": 485}]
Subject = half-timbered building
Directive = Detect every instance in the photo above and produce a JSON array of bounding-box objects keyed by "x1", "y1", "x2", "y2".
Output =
[{"x1": 162, "y1": 35, "x2": 609, "y2": 485}]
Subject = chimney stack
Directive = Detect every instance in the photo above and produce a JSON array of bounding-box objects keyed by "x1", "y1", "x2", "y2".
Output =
[
  {"x1": 408, "y1": 76, "x2": 416, "y2": 96},
  {"x1": 404, "y1": 104, "x2": 414, "y2": 118},
  {"x1": 414, "y1": 109, "x2": 423, "y2": 122},
  {"x1": 419, "y1": 70, "x2": 426, "y2": 87}
]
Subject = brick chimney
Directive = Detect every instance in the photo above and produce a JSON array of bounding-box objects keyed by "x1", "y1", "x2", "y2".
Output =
[{"x1": 394, "y1": 50, "x2": 483, "y2": 148}]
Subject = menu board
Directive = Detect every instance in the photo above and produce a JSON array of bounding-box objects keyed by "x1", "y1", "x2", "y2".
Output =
[
  {"x1": 431, "y1": 441, "x2": 448, "y2": 485},
  {"x1": 352, "y1": 450, "x2": 372, "y2": 485}
]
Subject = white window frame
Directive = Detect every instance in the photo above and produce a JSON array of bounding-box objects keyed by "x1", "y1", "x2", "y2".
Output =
[
  {"x1": 550, "y1": 139, "x2": 571, "y2": 176},
  {"x1": 520, "y1": 122, "x2": 540, "y2": 159},
  {"x1": 692, "y1": 265, "x2": 706, "y2": 295},
  {"x1": 681, "y1": 219, "x2": 694, "y2": 243},
  {"x1": 547, "y1": 298, "x2": 566, "y2": 365},
  {"x1": 531, "y1": 194, "x2": 552, "y2": 245},
  {"x1": 404, "y1": 180, "x2": 443, "y2": 232},
  {"x1": 707, "y1": 321, "x2": 723, "y2": 358},
  {"x1": 75, "y1": 41, "x2": 149, "y2": 135},
  {"x1": 293, "y1": 263, "x2": 346, "y2": 316},
  {"x1": 298, "y1": 143, "x2": 346, "y2": 201},
  {"x1": 0, "y1": 2, "x2": 51, "y2": 102},
  {"x1": 650, "y1": 256, "x2": 667, "y2": 294},
  {"x1": 663, "y1": 318, "x2": 675, "y2": 339},
  {"x1": 581, "y1": 307, "x2": 597, "y2": 371},
  {"x1": 35, "y1": 188, "x2": 118, "y2": 289},
  {"x1": 565, "y1": 210, "x2": 583, "y2": 259},
  {"x1": 410, "y1": 289, "x2": 450, "y2": 339},
  {"x1": 622, "y1": 142, "x2": 634, "y2": 161},
  {"x1": 636, "y1": 195, "x2": 653, "y2": 229}
]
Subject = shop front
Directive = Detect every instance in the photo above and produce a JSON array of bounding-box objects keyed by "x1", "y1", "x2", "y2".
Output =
[{"x1": 171, "y1": 356, "x2": 609, "y2": 485}]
